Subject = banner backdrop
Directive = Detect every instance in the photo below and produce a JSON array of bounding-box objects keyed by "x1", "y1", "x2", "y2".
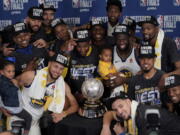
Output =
[{"x1": 0, "y1": 0, "x2": 180, "y2": 50}]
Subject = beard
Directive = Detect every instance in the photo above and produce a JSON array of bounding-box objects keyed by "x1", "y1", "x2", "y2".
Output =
[
  {"x1": 118, "y1": 44, "x2": 129, "y2": 52},
  {"x1": 143, "y1": 69, "x2": 151, "y2": 73},
  {"x1": 49, "y1": 70, "x2": 59, "y2": 80},
  {"x1": 28, "y1": 23, "x2": 40, "y2": 32},
  {"x1": 143, "y1": 33, "x2": 157, "y2": 42}
]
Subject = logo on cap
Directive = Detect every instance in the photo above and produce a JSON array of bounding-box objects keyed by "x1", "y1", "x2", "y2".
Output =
[
  {"x1": 140, "y1": 46, "x2": 153, "y2": 54},
  {"x1": 33, "y1": 8, "x2": 43, "y2": 17},
  {"x1": 138, "y1": 16, "x2": 158, "y2": 26},
  {"x1": 14, "y1": 23, "x2": 26, "y2": 32},
  {"x1": 91, "y1": 18, "x2": 103, "y2": 26},
  {"x1": 56, "y1": 54, "x2": 68, "y2": 66},
  {"x1": 114, "y1": 25, "x2": 128, "y2": 33},
  {"x1": 165, "y1": 76, "x2": 175, "y2": 86},
  {"x1": 51, "y1": 18, "x2": 65, "y2": 28},
  {"x1": 123, "y1": 17, "x2": 134, "y2": 26},
  {"x1": 77, "y1": 30, "x2": 88, "y2": 39}
]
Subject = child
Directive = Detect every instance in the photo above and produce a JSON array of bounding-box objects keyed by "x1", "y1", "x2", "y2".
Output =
[
  {"x1": 98, "y1": 47, "x2": 125, "y2": 97},
  {"x1": 98, "y1": 46, "x2": 117, "y2": 80},
  {"x1": 0, "y1": 60, "x2": 32, "y2": 135}
]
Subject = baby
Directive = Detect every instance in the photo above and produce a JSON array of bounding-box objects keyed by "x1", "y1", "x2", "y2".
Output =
[
  {"x1": 98, "y1": 47, "x2": 125, "y2": 97},
  {"x1": 98, "y1": 46, "x2": 117, "y2": 80},
  {"x1": 0, "y1": 60, "x2": 32, "y2": 135}
]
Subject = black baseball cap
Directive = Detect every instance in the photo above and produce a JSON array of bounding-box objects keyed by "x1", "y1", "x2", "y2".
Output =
[
  {"x1": 50, "y1": 53, "x2": 69, "y2": 67},
  {"x1": 90, "y1": 18, "x2": 105, "y2": 29},
  {"x1": 51, "y1": 18, "x2": 66, "y2": 28},
  {"x1": 137, "y1": 16, "x2": 159, "y2": 27},
  {"x1": 39, "y1": 4, "x2": 56, "y2": 12},
  {"x1": 13, "y1": 23, "x2": 29, "y2": 36},
  {"x1": 165, "y1": 74, "x2": 180, "y2": 89},
  {"x1": 104, "y1": 92, "x2": 129, "y2": 110},
  {"x1": 113, "y1": 24, "x2": 130, "y2": 36},
  {"x1": 122, "y1": 17, "x2": 136, "y2": 31},
  {"x1": 28, "y1": 6, "x2": 43, "y2": 20},
  {"x1": 139, "y1": 41, "x2": 156, "y2": 58},
  {"x1": 73, "y1": 29, "x2": 91, "y2": 42}
]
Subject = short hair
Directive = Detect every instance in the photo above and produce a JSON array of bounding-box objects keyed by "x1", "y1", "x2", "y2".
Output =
[
  {"x1": 106, "y1": 0, "x2": 123, "y2": 12},
  {"x1": 104, "y1": 92, "x2": 129, "y2": 110},
  {"x1": 99, "y1": 46, "x2": 113, "y2": 55},
  {"x1": 0, "y1": 59, "x2": 15, "y2": 70}
]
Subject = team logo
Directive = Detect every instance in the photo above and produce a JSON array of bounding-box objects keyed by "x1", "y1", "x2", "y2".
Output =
[
  {"x1": 72, "y1": 0, "x2": 93, "y2": 12},
  {"x1": 120, "y1": 0, "x2": 126, "y2": 7},
  {"x1": 174, "y1": 37, "x2": 180, "y2": 51},
  {"x1": 119, "y1": 69, "x2": 132, "y2": 78},
  {"x1": 135, "y1": 85, "x2": 140, "y2": 90},
  {"x1": 157, "y1": 15, "x2": 164, "y2": 28},
  {"x1": 140, "y1": 0, "x2": 147, "y2": 7},
  {"x1": 139, "y1": 0, "x2": 160, "y2": 10},
  {"x1": 3, "y1": 0, "x2": 27, "y2": 12},
  {"x1": 72, "y1": 0, "x2": 80, "y2": 8},
  {"x1": 173, "y1": 0, "x2": 180, "y2": 6},
  {"x1": 3, "y1": 0, "x2": 11, "y2": 10}
]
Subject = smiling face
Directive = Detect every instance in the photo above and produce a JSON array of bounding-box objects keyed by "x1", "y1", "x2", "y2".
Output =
[
  {"x1": 141, "y1": 23, "x2": 158, "y2": 41},
  {"x1": 107, "y1": 5, "x2": 121, "y2": 25},
  {"x1": 48, "y1": 61, "x2": 64, "y2": 80},
  {"x1": 168, "y1": 86, "x2": 180, "y2": 103},
  {"x1": 116, "y1": 34, "x2": 129, "y2": 51},
  {"x1": 139, "y1": 57, "x2": 155, "y2": 73},
  {"x1": 91, "y1": 25, "x2": 106, "y2": 41},
  {"x1": 13, "y1": 32, "x2": 31, "y2": 48},
  {"x1": 112, "y1": 99, "x2": 131, "y2": 120}
]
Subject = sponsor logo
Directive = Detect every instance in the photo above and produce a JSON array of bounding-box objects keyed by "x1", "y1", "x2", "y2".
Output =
[
  {"x1": 0, "y1": 20, "x2": 12, "y2": 31},
  {"x1": 90, "y1": 16, "x2": 108, "y2": 23},
  {"x1": 174, "y1": 37, "x2": 180, "y2": 51},
  {"x1": 124, "y1": 15, "x2": 180, "y2": 33},
  {"x1": 120, "y1": 0, "x2": 126, "y2": 7},
  {"x1": 173, "y1": 0, "x2": 180, "y2": 6},
  {"x1": 72, "y1": 0, "x2": 95, "y2": 12},
  {"x1": 140, "y1": 0, "x2": 160, "y2": 10},
  {"x1": 3, "y1": 0, "x2": 25, "y2": 11},
  {"x1": 38, "y1": 0, "x2": 63, "y2": 8},
  {"x1": 157, "y1": 15, "x2": 164, "y2": 28},
  {"x1": 62, "y1": 17, "x2": 80, "y2": 26}
]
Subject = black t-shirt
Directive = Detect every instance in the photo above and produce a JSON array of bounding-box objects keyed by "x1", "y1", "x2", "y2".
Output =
[
  {"x1": 173, "y1": 102, "x2": 180, "y2": 116},
  {"x1": 66, "y1": 46, "x2": 99, "y2": 94},
  {"x1": 161, "y1": 36, "x2": 180, "y2": 73},
  {"x1": 28, "y1": 26, "x2": 48, "y2": 43},
  {"x1": 42, "y1": 24, "x2": 56, "y2": 43},
  {"x1": 128, "y1": 70, "x2": 164, "y2": 105},
  {"x1": 50, "y1": 39, "x2": 66, "y2": 54}
]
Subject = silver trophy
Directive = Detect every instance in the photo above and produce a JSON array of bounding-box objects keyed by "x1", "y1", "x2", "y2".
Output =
[{"x1": 78, "y1": 78, "x2": 107, "y2": 118}]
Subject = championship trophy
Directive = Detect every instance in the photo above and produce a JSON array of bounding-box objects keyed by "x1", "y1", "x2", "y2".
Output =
[{"x1": 78, "y1": 78, "x2": 107, "y2": 118}]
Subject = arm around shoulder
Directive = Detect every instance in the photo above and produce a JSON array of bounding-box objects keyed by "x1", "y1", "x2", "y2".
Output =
[
  {"x1": 100, "y1": 111, "x2": 117, "y2": 135},
  {"x1": 16, "y1": 71, "x2": 35, "y2": 87}
]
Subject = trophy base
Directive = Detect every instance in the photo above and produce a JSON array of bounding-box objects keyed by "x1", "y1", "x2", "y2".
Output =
[{"x1": 78, "y1": 100, "x2": 107, "y2": 118}]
